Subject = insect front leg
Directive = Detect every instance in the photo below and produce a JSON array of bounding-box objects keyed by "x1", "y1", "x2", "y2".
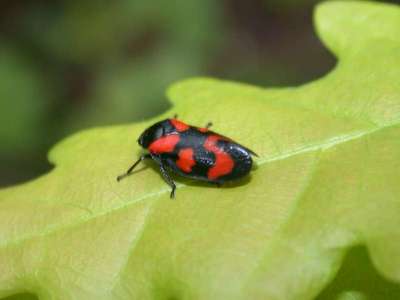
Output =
[
  {"x1": 117, "y1": 154, "x2": 151, "y2": 181},
  {"x1": 205, "y1": 122, "x2": 213, "y2": 129},
  {"x1": 158, "y1": 161, "x2": 177, "y2": 199}
]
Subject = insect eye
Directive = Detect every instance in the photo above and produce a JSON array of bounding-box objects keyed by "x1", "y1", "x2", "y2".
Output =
[
  {"x1": 154, "y1": 127, "x2": 164, "y2": 139},
  {"x1": 137, "y1": 134, "x2": 145, "y2": 147}
]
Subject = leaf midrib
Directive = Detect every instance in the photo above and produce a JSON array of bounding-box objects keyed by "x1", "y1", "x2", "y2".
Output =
[{"x1": 1, "y1": 120, "x2": 398, "y2": 250}]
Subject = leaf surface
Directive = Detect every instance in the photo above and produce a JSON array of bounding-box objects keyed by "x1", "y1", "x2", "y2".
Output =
[{"x1": 0, "y1": 1, "x2": 399, "y2": 299}]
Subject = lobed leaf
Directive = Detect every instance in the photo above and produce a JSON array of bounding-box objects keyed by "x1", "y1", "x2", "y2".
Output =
[{"x1": 0, "y1": 1, "x2": 399, "y2": 299}]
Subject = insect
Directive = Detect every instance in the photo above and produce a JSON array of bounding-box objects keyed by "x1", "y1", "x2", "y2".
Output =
[{"x1": 117, "y1": 117, "x2": 257, "y2": 198}]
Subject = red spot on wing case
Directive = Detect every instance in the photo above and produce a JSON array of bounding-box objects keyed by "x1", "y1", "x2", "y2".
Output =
[
  {"x1": 149, "y1": 134, "x2": 180, "y2": 154},
  {"x1": 176, "y1": 148, "x2": 195, "y2": 173},
  {"x1": 204, "y1": 135, "x2": 234, "y2": 180},
  {"x1": 170, "y1": 119, "x2": 190, "y2": 132}
]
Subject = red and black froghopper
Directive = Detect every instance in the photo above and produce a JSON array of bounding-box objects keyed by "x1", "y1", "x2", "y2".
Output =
[{"x1": 117, "y1": 117, "x2": 257, "y2": 198}]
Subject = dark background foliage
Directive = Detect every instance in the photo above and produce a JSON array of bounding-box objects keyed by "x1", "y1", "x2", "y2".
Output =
[{"x1": 0, "y1": 0, "x2": 339, "y2": 187}]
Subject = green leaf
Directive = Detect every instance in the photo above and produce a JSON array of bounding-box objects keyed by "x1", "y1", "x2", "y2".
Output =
[{"x1": 0, "y1": 1, "x2": 399, "y2": 299}]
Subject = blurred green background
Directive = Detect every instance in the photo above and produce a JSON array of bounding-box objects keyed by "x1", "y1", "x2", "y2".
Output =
[
  {"x1": 0, "y1": 0, "x2": 396, "y2": 186},
  {"x1": 0, "y1": 0, "x2": 392, "y2": 189},
  {"x1": 0, "y1": 0, "x2": 340, "y2": 187}
]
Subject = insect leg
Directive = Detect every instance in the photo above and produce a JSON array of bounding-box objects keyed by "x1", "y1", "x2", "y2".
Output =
[
  {"x1": 116, "y1": 154, "x2": 151, "y2": 181},
  {"x1": 159, "y1": 162, "x2": 177, "y2": 199},
  {"x1": 205, "y1": 122, "x2": 213, "y2": 129},
  {"x1": 213, "y1": 182, "x2": 222, "y2": 187}
]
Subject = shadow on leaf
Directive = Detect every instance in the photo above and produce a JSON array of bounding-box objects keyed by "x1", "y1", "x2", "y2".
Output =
[{"x1": 1, "y1": 293, "x2": 38, "y2": 300}]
